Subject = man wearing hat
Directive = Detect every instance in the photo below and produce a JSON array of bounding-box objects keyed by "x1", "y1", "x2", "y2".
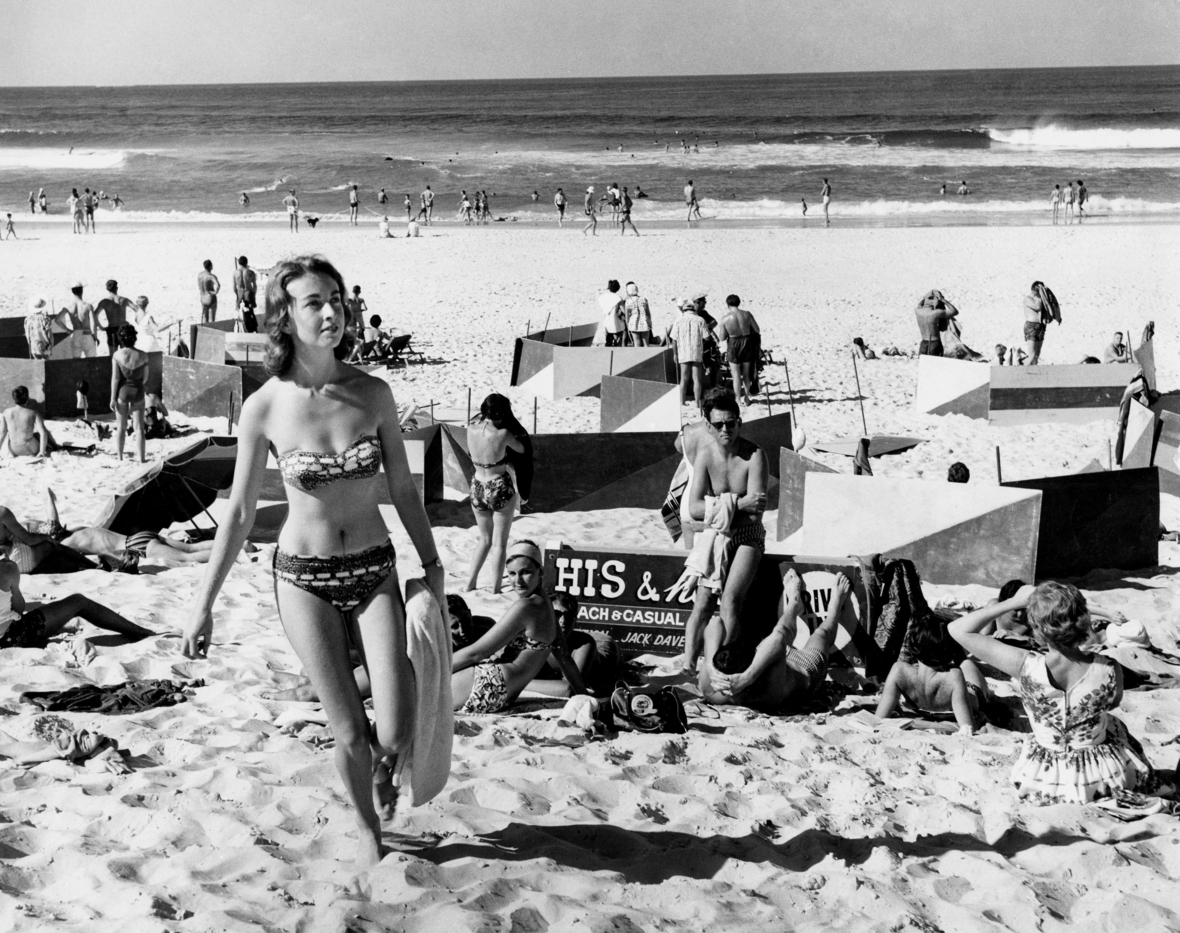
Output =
[
  {"x1": 24, "y1": 298, "x2": 54, "y2": 361},
  {"x1": 59, "y1": 281, "x2": 96, "y2": 358},
  {"x1": 582, "y1": 186, "x2": 598, "y2": 236},
  {"x1": 95, "y1": 280, "x2": 137, "y2": 356},
  {"x1": 672, "y1": 297, "x2": 714, "y2": 411}
]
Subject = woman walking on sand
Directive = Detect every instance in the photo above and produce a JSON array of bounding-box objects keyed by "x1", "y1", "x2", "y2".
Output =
[
  {"x1": 110, "y1": 323, "x2": 149, "y2": 463},
  {"x1": 182, "y1": 255, "x2": 446, "y2": 868},
  {"x1": 465, "y1": 394, "x2": 527, "y2": 593}
]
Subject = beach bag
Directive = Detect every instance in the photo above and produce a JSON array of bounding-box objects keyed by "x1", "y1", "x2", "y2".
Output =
[{"x1": 609, "y1": 683, "x2": 687, "y2": 734}]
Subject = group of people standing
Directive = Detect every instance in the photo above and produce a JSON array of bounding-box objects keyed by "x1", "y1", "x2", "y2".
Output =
[
  {"x1": 1051, "y1": 180, "x2": 1088, "y2": 223},
  {"x1": 915, "y1": 281, "x2": 1062, "y2": 366}
]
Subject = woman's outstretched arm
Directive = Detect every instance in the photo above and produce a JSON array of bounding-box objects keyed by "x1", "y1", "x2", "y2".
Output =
[{"x1": 182, "y1": 392, "x2": 270, "y2": 657}]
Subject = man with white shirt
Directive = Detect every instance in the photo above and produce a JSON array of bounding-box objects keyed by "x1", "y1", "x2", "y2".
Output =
[{"x1": 599, "y1": 280, "x2": 625, "y2": 347}]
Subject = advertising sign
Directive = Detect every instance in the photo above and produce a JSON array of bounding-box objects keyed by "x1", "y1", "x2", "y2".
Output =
[{"x1": 543, "y1": 542, "x2": 876, "y2": 666}]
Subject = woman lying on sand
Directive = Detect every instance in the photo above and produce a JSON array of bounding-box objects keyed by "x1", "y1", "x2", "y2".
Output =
[
  {"x1": 0, "y1": 555, "x2": 155, "y2": 650},
  {"x1": 950, "y1": 582, "x2": 1160, "y2": 805},
  {"x1": 874, "y1": 610, "x2": 992, "y2": 734},
  {"x1": 182, "y1": 254, "x2": 445, "y2": 868},
  {"x1": 453, "y1": 540, "x2": 585, "y2": 713}
]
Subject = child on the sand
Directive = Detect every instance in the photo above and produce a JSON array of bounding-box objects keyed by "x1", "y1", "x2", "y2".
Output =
[
  {"x1": 949, "y1": 581, "x2": 1160, "y2": 805},
  {"x1": 874, "y1": 610, "x2": 990, "y2": 733}
]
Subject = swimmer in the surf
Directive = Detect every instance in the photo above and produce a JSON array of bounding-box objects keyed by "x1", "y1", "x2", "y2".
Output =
[{"x1": 801, "y1": 199, "x2": 807, "y2": 216}]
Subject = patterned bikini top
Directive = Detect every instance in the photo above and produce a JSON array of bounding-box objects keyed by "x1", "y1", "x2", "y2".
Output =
[
  {"x1": 276, "y1": 434, "x2": 383, "y2": 491},
  {"x1": 508, "y1": 632, "x2": 553, "y2": 653}
]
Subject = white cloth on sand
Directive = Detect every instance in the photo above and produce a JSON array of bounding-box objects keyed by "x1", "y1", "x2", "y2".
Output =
[{"x1": 399, "y1": 578, "x2": 453, "y2": 806}]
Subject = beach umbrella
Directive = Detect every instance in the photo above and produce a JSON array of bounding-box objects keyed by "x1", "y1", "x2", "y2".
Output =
[{"x1": 93, "y1": 435, "x2": 238, "y2": 535}]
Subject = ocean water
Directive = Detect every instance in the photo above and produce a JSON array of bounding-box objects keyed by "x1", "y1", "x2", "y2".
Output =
[{"x1": 1, "y1": 67, "x2": 1178, "y2": 225}]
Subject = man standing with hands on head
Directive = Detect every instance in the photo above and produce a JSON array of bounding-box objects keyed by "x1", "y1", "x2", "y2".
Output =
[
  {"x1": 60, "y1": 281, "x2": 97, "y2": 358},
  {"x1": 915, "y1": 289, "x2": 959, "y2": 357}
]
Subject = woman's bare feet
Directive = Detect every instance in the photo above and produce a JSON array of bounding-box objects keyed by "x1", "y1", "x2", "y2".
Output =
[
  {"x1": 355, "y1": 826, "x2": 384, "y2": 868},
  {"x1": 372, "y1": 755, "x2": 399, "y2": 822}
]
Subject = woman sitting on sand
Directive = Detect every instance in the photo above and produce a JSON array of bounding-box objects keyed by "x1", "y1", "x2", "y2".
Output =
[
  {"x1": 949, "y1": 581, "x2": 1159, "y2": 805},
  {"x1": 465, "y1": 394, "x2": 526, "y2": 593},
  {"x1": 454, "y1": 540, "x2": 583, "y2": 713},
  {"x1": 182, "y1": 254, "x2": 445, "y2": 867},
  {"x1": 874, "y1": 610, "x2": 991, "y2": 734},
  {"x1": 110, "y1": 323, "x2": 150, "y2": 463}
]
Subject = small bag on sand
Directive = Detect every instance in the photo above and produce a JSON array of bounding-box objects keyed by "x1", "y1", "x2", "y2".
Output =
[{"x1": 609, "y1": 683, "x2": 688, "y2": 734}]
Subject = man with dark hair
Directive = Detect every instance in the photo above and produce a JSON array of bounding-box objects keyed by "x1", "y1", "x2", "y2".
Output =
[
  {"x1": 717, "y1": 293, "x2": 761, "y2": 406},
  {"x1": 1, "y1": 386, "x2": 53, "y2": 457},
  {"x1": 701, "y1": 570, "x2": 853, "y2": 713},
  {"x1": 947, "y1": 462, "x2": 970, "y2": 483},
  {"x1": 198, "y1": 260, "x2": 220, "y2": 324},
  {"x1": 233, "y1": 256, "x2": 258, "y2": 333},
  {"x1": 688, "y1": 389, "x2": 768, "y2": 650},
  {"x1": 1103, "y1": 331, "x2": 1130, "y2": 364},
  {"x1": 95, "y1": 280, "x2": 136, "y2": 355}
]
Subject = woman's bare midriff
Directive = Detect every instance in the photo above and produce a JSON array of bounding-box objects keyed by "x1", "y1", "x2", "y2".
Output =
[{"x1": 277, "y1": 475, "x2": 391, "y2": 556}]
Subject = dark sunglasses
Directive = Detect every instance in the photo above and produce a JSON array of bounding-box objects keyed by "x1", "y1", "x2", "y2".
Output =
[{"x1": 709, "y1": 418, "x2": 741, "y2": 432}]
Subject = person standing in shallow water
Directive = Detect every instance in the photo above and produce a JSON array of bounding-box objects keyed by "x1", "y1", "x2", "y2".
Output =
[{"x1": 183, "y1": 255, "x2": 446, "y2": 868}]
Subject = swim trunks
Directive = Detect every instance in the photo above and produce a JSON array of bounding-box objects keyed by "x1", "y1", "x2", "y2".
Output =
[
  {"x1": 784, "y1": 642, "x2": 827, "y2": 699},
  {"x1": 1024, "y1": 321, "x2": 1047, "y2": 342},
  {"x1": 0, "y1": 610, "x2": 48, "y2": 650},
  {"x1": 918, "y1": 339, "x2": 944, "y2": 357},
  {"x1": 459, "y1": 661, "x2": 509, "y2": 714},
  {"x1": 470, "y1": 472, "x2": 516, "y2": 513},
  {"x1": 727, "y1": 333, "x2": 760, "y2": 364}
]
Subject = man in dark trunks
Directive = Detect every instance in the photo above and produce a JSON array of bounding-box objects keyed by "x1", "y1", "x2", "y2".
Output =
[
  {"x1": 688, "y1": 390, "x2": 768, "y2": 651},
  {"x1": 95, "y1": 280, "x2": 136, "y2": 355},
  {"x1": 717, "y1": 293, "x2": 761, "y2": 406},
  {"x1": 915, "y1": 289, "x2": 959, "y2": 357}
]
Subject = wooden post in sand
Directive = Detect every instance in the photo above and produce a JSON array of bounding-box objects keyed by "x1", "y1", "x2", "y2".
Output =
[
  {"x1": 533, "y1": 398, "x2": 538, "y2": 434},
  {"x1": 1108, "y1": 439, "x2": 1113, "y2": 471},
  {"x1": 995, "y1": 446, "x2": 1003, "y2": 484},
  {"x1": 525, "y1": 319, "x2": 530, "y2": 337},
  {"x1": 429, "y1": 399, "x2": 435, "y2": 424},
  {"x1": 851, "y1": 350, "x2": 869, "y2": 436},
  {"x1": 568, "y1": 325, "x2": 573, "y2": 347},
  {"x1": 467, "y1": 388, "x2": 472, "y2": 424},
  {"x1": 609, "y1": 351, "x2": 614, "y2": 376},
  {"x1": 782, "y1": 361, "x2": 797, "y2": 424},
  {"x1": 227, "y1": 397, "x2": 235, "y2": 434},
  {"x1": 541, "y1": 313, "x2": 551, "y2": 341}
]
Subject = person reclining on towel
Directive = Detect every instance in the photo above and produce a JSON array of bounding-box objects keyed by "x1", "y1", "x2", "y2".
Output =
[
  {"x1": 700, "y1": 570, "x2": 850, "y2": 713},
  {"x1": 0, "y1": 504, "x2": 96, "y2": 575},
  {"x1": 0, "y1": 554, "x2": 154, "y2": 650},
  {"x1": 686, "y1": 390, "x2": 768, "y2": 648}
]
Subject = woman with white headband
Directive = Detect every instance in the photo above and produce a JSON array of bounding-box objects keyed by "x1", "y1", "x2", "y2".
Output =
[{"x1": 453, "y1": 540, "x2": 583, "y2": 713}]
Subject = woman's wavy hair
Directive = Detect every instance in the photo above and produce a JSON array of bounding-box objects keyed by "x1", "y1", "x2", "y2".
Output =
[
  {"x1": 263, "y1": 255, "x2": 353, "y2": 377},
  {"x1": 116, "y1": 323, "x2": 138, "y2": 348},
  {"x1": 1027, "y1": 581, "x2": 1091, "y2": 651},
  {"x1": 900, "y1": 609, "x2": 965, "y2": 672}
]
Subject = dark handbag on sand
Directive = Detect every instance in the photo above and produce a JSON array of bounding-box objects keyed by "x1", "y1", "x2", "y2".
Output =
[{"x1": 610, "y1": 683, "x2": 688, "y2": 734}]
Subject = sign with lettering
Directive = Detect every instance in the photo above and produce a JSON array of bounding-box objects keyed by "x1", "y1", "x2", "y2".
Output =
[{"x1": 543, "y1": 542, "x2": 876, "y2": 666}]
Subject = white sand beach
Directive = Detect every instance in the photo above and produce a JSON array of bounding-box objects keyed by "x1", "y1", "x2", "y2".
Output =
[{"x1": 2, "y1": 218, "x2": 1180, "y2": 932}]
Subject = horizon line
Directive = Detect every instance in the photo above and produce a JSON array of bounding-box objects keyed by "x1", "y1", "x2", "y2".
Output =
[{"x1": 2, "y1": 62, "x2": 1178, "y2": 91}]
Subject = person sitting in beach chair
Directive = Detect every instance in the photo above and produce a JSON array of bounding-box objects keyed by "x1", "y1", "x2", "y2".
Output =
[
  {"x1": 0, "y1": 553, "x2": 155, "y2": 650},
  {"x1": 700, "y1": 570, "x2": 852, "y2": 714},
  {"x1": 874, "y1": 609, "x2": 992, "y2": 733},
  {"x1": 360, "y1": 315, "x2": 390, "y2": 360},
  {"x1": 686, "y1": 389, "x2": 767, "y2": 648}
]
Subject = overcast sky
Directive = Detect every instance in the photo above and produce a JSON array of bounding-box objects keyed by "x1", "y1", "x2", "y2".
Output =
[{"x1": 3, "y1": 0, "x2": 1178, "y2": 86}]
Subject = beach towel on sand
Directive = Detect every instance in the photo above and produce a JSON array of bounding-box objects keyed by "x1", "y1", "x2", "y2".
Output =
[
  {"x1": 400, "y1": 579, "x2": 453, "y2": 806},
  {"x1": 20, "y1": 678, "x2": 203, "y2": 714}
]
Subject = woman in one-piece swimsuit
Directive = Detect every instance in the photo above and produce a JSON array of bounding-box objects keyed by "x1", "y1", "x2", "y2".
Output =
[
  {"x1": 453, "y1": 540, "x2": 583, "y2": 714},
  {"x1": 465, "y1": 393, "x2": 526, "y2": 593},
  {"x1": 110, "y1": 323, "x2": 150, "y2": 462},
  {"x1": 182, "y1": 255, "x2": 445, "y2": 868}
]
